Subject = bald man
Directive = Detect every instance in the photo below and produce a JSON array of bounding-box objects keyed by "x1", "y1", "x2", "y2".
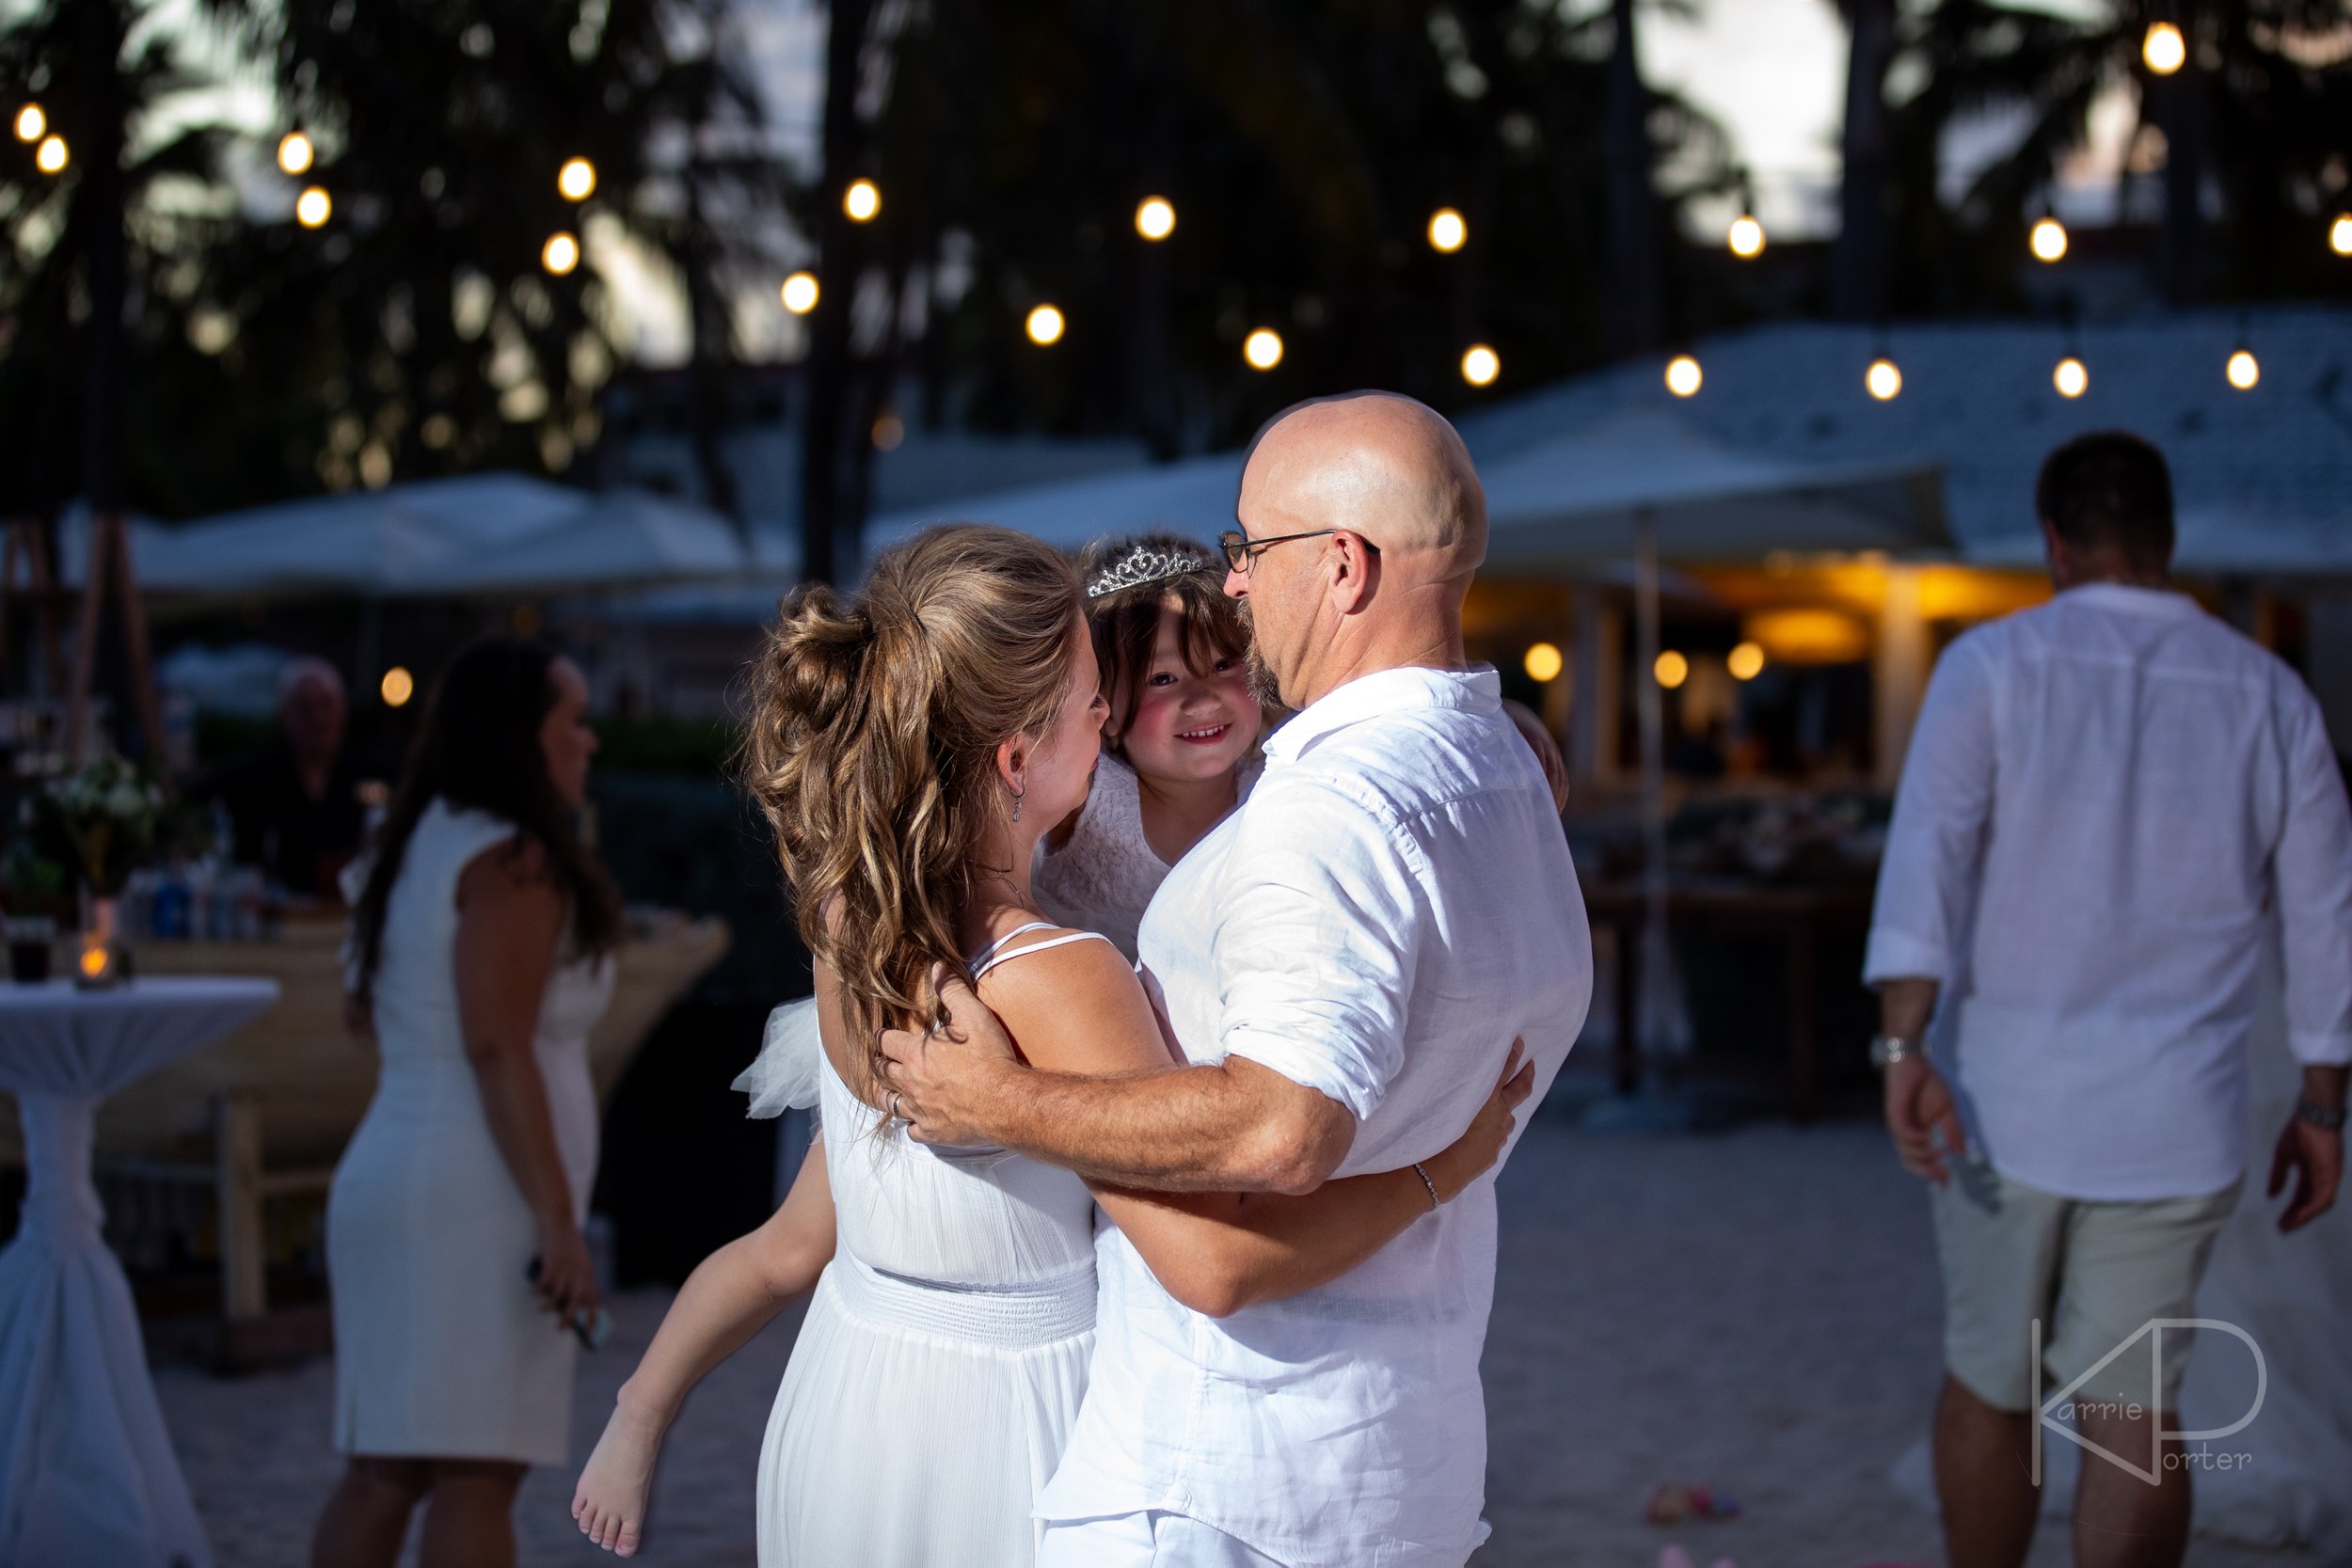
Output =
[{"x1": 882, "y1": 392, "x2": 1593, "y2": 1567}]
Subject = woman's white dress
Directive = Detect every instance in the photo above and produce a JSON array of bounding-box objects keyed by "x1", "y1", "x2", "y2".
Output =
[
  {"x1": 742, "y1": 928, "x2": 1108, "y2": 1567},
  {"x1": 326, "y1": 797, "x2": 615, "y2": 1465}
]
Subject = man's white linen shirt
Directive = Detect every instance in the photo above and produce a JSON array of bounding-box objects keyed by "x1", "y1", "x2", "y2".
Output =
[
  {"x1": 1866, "y1": 582, "x2": 2352, "y2": 1201},
  {"x1": 1035, "y1": 665, "x2": 1593, "y2": 1567}
]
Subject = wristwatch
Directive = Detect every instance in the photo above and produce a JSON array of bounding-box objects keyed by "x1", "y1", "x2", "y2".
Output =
[
  {"x1": 1868, "y1": 1034, "x2": 1922, "y2": 1071},
  {"x1": 2295, "y1": 1097, "x2": 2347, "y2": 1132}
]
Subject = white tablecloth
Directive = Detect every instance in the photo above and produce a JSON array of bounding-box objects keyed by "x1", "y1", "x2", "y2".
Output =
[{"x1": 0, "y1": 976, "x2": 278, "y2": 1568}]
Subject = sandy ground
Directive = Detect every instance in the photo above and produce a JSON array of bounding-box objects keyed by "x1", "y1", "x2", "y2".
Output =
[{"x1": 160, "y1": 1118, "x2": 2330, "y2": 1568}]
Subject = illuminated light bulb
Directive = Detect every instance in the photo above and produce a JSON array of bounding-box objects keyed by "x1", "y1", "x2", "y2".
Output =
[
  {"x1": 1135, "y1": 196, "x2": 1176, "y2": 241},
  {"x1": 15, "y1": 103, "x2": 46, "y2": 142},
  {"x1": 2331, "y1": 214, "x2": 2352, "y2": 257},
  {"x1": 1866, "y1": 356, "x2": 1902, "y2": 401},
  {"x1": 843, "y1": 179, "x2": 881, "y2": 222},
  {"x1": 35, "y1": 135, "x2": 67, "y2": 174},
  {"x1": 380, "y1": 667, "x2": 416, "y2": 707},
  {"x1": 1523, "y1": 642, "x2": 1564, "y2": 683},
  {"x1": 1025, "y1": 304, "x2": 1065, "y2": 346},
  {"x1": 1244, "y1": 328, "x2": 1283, "y2": 371},
  {"x1": 2030, "y1": 216, "x2": 2069, "y2": 262},
  {"x1": 557, "y1": 156, "x2": 596, "y2": 201},
  {"x1": 1427, "y1": 207, "x2": 1467, "y2": 253},
  {"x1": 1654, "y1": 650, "x2": 1690, "y2": 689},
  {"x1": 277, "y1": 131, "x2": 314, "y2": 175},
  {"x1": 2142, "y1": 21, "x2": 2186, "y2": 75},
  {"x1": 542, "y1": 231, "x2": 580, "y2": 275},
  {"x1": 1727, "y1": 214, "x2": 1766, "y2": 259},
  {"x1": 1664, "y1": 354, "x2": 1703, "y2": 397},
  {"x1": 295, "y1": 185, "x2": 331, "y2": 227},
  {"x1": 1728, "y1": 641, "x2": 1766, "y2": 681},
  {"x1": 780, "y1": 271, "x2": 818, "y2": 314},
  {"x1": 2054, "y1": 356, "x2": 2089, "y2": 398},
  {"x1": 1461, "y1": 343, "x2": 1501, "y2": 387},
  {"x1": 2226, "y1": 348, "x2": 2259, "y2": 390}
]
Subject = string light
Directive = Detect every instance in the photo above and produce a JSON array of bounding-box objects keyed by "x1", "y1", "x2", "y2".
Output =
[
  {"x1": 1025, "y1": 304, "x2": 1065, "y2": 346},
  {"x1": 34, "y1": 135, "x2": 66, "y2": 174},
  {"x1": 1244, "y1": 328, "x2": 1283, "y2": 370},
  {"x1": 542, "y1": 231, "x2": 580, "y2": 275},
  {"x1": 2030, "y1": 216, "x2": 2069, "y2": 262},
  {"x1": 1664, "y1": 354, "x2": 1703, "y2": 397},
  {"x1": 558, "y1": 156, "x2": 596, "y2": 201},
  {"x1": 1727, "y1": 213, "x2": 1765, "y2": 259},
  {"x1": 1654, "y1": 650, "x2": 1690, "y2": 689},
  {"x1": 1427, "y1": 208, "x2": 1467, "y2": 253},
  {"x1": 1727, "y1": 641, "x2": 1766, "y2": 681},
  {"x1": 2331, "y1": 214, "x2": 2352, "y2": 257},
  {"x1": 1135, "y1": 196, "x2": 1176, "y2": 241},
  {"x1": 2226, "y1": 346, "x2": 2259, "y2": 389},
  {"x1": 1461, "y1": 343, "x2": 1500, "y2": 387},
  {"x1": 1866, "y1": 356, "x2": 1902, "y2": 401},
  {"x1": 380, "y1": 667, "x2": 416, "y2": 707},
  {"x1": 844, "y1": 179, "x2": 881, "y2": 222},
  {"x1": 13, "y1": 103, "x2": 43, "y2": 142},
  {"x1": 780, "y1": 271, "x2": 818, "y2": 314},
  {"x1": 277, "y1": 131, "x2": 314, "y2": 176},
  {"x1": 1523, "y1": 642, "x2": 1564, "y2": 682},
  {"x1": 2142, "y1": 21, "x2": 2186, "y2": 74},
  {"x1": 2054, "y1": 355, "x2": 2089, "y2": 398},
  {"x1": 295, "y1": 185, "x2": 331, "y2": 227}
]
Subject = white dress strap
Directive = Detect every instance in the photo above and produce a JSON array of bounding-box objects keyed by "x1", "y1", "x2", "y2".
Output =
[
  {"x1": 969, "y1": 921, "x2": 1061, "y2": 972},
  {"x1": 971, "y1": 929, "x2": 1115, "y2": 981}
]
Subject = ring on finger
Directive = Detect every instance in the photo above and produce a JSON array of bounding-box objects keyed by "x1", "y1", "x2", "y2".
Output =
[{"x1": 889, "y1": 1091, "x2": 904, "y2": 1122}]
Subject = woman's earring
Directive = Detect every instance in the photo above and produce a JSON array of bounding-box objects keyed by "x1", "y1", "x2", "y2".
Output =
[{"x1": 1011, "y1": 783, "x2": 1025, "y2": 822}]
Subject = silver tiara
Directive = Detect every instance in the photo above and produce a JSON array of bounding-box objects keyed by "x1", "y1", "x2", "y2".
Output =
[{"x1": 1086, "y1": 547, "x2": 1210, "y2": 599}]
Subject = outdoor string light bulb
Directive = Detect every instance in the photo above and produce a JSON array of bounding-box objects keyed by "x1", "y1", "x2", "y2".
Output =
[
  {"x1": 1244, "y1": 328, "x2": 1284, "y2": 370},
  {"x1": 2332, "y1": 214, "x2": 2352, "y2": 257},
  {"x1": 1727, "y1": 213, "x2": 1766, "y2": 259},
  {"x1": 2054, "y1": 355, "x2": 2089, "y2": 398},
  {"x1": 1025, "y1": 304, "x2": 1066, "y2": 346},
  {"x1": 2142, "y1": 21, "x2": 2186, "y2": 74},
  {"x1": 1654, "y1": 650, "x2": 1690, "y2": 689},
  {"x1": 1727, "y1": 641, "x2": 1767, "y2": 681},
  {"x1": 1427, "y1": 207, "x2": 1467, "y2": 253},
  {"x1": 558, "y1": 156, "x2": 596, "y2": 201},
  {"x1": 277, "y1": 131, "x2": 314, "y2": 176},
  {"x1": 34, "y1": 135, "x2": 66, "y2": 174},
  {"x1": 542, "y1": 231, "x2": 580, "y2": 276},
  {"x1": 1461, "y1": 344, "x2": 1501, "y2": 387},
  {"x1": 2030, "y1": 216, "x2": 2069, "y2": 262},
  {"x1": 295, "y1": 185, "x2": 331, "y2": 227},
  {"x1": 1866, "y1": 356, "x2": 1903, "y2": 401},
  {"x1": 2226, "y1": 347, "x2": 2260, "y2": 389},
  {"x1": 13, "y1": 103, "x2": 42, "y2": 142},
  {"x1": 1135, "y1": 196, "x2": 1176, "y2": 241},
  {"x1": 1664, "y1": 354, "x2": 1703, "y2": 397},
  {"x1": 844, "y1": 179, "x2": 881, "y2": 222},
  {"x1": 380, "y1": 667, "x2": 416, "y2": 707},
  {"x1": 780, "y1": 271, "x2": 819, "y2": 314},
  {"x1": 1523, "y1": 642, "x2": 1564, "y2": 683}
]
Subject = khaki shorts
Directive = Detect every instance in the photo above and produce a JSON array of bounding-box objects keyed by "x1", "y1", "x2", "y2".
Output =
[{"x1": 1930, "y1": 1160, "x2": 2241, "y2": 1416}]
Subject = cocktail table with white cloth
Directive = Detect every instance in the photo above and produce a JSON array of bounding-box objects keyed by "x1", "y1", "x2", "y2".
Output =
[{"x1": 0, "y1": 976, "x2": 278, "y2": 1568}]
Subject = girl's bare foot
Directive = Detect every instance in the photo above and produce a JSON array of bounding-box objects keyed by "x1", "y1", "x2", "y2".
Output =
[{"x1": 572, "y1": 1393, "x2": 668, "y2": 1556}]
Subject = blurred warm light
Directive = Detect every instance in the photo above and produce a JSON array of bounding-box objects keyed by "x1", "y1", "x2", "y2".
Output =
[
  {"x1": 2053, "y1": 355, "x2": 2089, "y2": 398},
  {"x1": 1523, "y1": 641, "x2": 1564, "y2": 683},
  {"x1": 871, "y1": 411, "x2": 905, "y2": 451},
  {"x1": 2142, "y1": 21, "x2": 2186, "y2": 74},
  {"x1": 2226, "y1": 348, "x2": 2259, "y2": 389},
  {"x1": 1866, "y1": 356, "x2": 1902, "y2": 401},
  {"x1": 1727, "y1": 641, "x2": 1767, "y2": 681},
  {"x1": 780, "y1": 271, "x2": 819, "y2": 313},
  {"x1": 542, "y1": 231, "x2": 580, "y2": 275},
  {"x1": 1664, "y1": 354, "x2": 1702, "y2": 397},
  {"x1": 2330, "y1": 214, "x2": 2352, "y2": 256},
  {"x1": 1461, "y1": 343, "x2": 1501, "y2": 387},
  {"x1": 2029, "y1": 216, "x2": 2068, "y2": 262},
  {"x1": 34, "y1": 135, "x2": 66, "y2": 174},
  {"x1": 295, "y1": 185, "x2": 331, "y2": 227},
  {"x1": 1025, "y1": 304, "x2": 1065, "y2": 346},
  {"x1": 380, "y1": 667, "x2": 416, "y2": 707},
  {"x1": 1427, "y1": 207, "x2": 1467, "y2": 253},
  {"x1": 557, "y1": 156, "x2": 596, "y2": 201},
  {"x1": 1135, "y1": 196, "x2": 1176, "y2": 241},
  {"x1": 1744, "y1": 608, "x2": 1869, "y2": 665},
  {"x1": 277, "y1": 130, "x2": 314, "y2": 175},
  {"x1": 1244, "y1": 328, "x2": 1283, "y2": 370},
  {"x1": 12, "y1": 103, "x2": 41, "y2": 142},
  {"x1": 844, "y1": 178, "x2": 881, "y2": 222},
  {"x1": 1727, "y1": 214, "x2": 1765, "y2": 259},
  {"x1": 79, "y1": 942, "x2": 109, "y2": 980},
  {"x1": 1653, "y1": 650, "x2": 1690, "y2": 689}
]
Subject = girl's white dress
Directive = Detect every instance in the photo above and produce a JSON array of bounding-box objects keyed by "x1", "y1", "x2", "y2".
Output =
[
  {"x1": 326, "y1": 797, "x2": 615, "y2": 1465},
  {"x1": 1034, "y1": 752, "x2": 1259, "y2": 961},
  {"x1": 741, "y1": 927, "x2": 1110, "y2": 1567}
]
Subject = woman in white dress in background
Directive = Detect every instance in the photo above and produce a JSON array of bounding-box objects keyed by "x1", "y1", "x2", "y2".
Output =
[
  {"x1": 569, "y1": 524, "x2": 1531, "y2": 1563},
  {"x1": 314, "y1": 636, "x2": 622, "y2": 1568}
]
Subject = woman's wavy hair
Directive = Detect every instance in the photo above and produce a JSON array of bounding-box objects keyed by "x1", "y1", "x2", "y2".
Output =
[
  {"x1": 1077, "y1": 532, "x2": 1251, "y2": 755},
  {"x1": 349, "y1": 636, "x2": 622, "y2": 1006},
  {"x1": 743, "y1": 524, "x2": 1084, "y2": 1093}
]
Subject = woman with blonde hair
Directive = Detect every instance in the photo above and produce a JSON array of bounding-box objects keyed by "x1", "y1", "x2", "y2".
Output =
[{"x1": 572, "y1": 524, "x2": 1531, "y2": 1563}]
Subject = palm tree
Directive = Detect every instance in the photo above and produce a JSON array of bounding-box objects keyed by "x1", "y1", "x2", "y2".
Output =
[{"x1": 1829, "y1": 0, "x2": 1898, "y2": 321}]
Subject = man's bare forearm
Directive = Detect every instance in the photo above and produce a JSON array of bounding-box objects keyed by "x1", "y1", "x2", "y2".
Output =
[
  {"x1": 2304, "y1": 1065, "x2": 2348, "y2": 1113},
  {"x1": 1879, "y1": 976, "x2": 1939, "y2": 1041}
]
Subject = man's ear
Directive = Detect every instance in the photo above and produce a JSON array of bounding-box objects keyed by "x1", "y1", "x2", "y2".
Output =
[{"x1": 1327, "y1": 530, "x2": 1380, "y2": 615}]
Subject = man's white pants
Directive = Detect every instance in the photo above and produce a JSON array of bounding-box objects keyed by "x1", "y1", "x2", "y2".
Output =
[{"x1": 1037, "y1": 1511, "x2": 1289, "y2": 1568}]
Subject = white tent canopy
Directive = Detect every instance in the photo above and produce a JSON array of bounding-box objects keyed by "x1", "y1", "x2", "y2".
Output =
[
  {"x1": 862, "y1": 449, "x2": 1243, "y2": 554},
  {"x1": 396, "y1": 488, "x2": 752, "y2": 597}
]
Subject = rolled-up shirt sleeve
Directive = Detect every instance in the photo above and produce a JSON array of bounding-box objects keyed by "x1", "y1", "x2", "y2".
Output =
[
  {"x1": 1866, "y1": 632, "x2": 1998, "y2": 987},
  {"x1": 2272, "y1": 687, "x2": 2352, "y2": 1068},
  {"x1": 1213, "y1": 777, "x2": 1423, "y2": 1122}
]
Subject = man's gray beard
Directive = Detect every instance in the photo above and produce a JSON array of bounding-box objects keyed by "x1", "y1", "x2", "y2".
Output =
[{"x1": 1238, "y1": 599, "x2": 1285, "y2": 707}]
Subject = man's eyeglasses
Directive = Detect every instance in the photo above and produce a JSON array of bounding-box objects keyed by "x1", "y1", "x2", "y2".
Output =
[{"x1": 1219, "y1": 528, "x2": 1367, "y2": 572}]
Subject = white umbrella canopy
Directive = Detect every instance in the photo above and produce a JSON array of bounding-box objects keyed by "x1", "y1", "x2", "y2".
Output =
[
  {"x1": 393, "y1": 488, "x2": 750, "y2": 597},
  {"x1": 862, "y1": 449, "x2": 1242, "y2": 555}
]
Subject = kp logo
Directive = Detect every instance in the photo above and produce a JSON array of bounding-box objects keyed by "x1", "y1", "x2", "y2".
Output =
[{"x1": 2032, "y1": 1318, "x2": 2267, "y2": 1484}]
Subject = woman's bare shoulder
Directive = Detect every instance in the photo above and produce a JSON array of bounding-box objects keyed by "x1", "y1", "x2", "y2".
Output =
[{"x1": 975, "y1": 929, "x2": 1165, "y2": 1075}]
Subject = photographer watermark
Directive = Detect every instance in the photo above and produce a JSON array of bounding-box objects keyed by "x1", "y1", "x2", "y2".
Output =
[{"x1": 2031, "y1": 1317, "x2": 2266, "y2": 1484}]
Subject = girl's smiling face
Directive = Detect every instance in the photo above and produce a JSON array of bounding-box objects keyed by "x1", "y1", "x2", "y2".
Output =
[{"x1": 1112, "y1": 598, "x2": 1262, "y2": 786}]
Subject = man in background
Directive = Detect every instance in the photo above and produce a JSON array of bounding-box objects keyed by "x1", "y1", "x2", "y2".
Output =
[
  {"x1": 1867, "y1": 431, "x2": 2351, "y2": 1568},
  {"x1": 199, "y1": 656, "x2": 370, "y2": 898}
]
